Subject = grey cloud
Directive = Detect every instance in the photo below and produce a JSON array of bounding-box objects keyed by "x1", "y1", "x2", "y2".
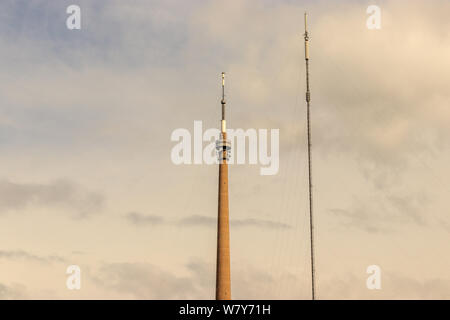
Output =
[
  {"x1": 232, "y1": 217, "x2": 291, "y2": 229},
  {"x1": 125, "y1": 212, "x2": 164, "y2": 225},
  {"x1": 0, "y1": 179, "x2": 104, "y2": 218},
  {"x1": 191, "y1": 0, "x2": 450, "y2": 190},
  {"x1": 385, "y1": 274, "x2": 450, "y2": 300},
  {"x1": 90, "y1": 259, "x2": 304, "y2": 299},
  {"x1": 329, "y1": 208, "x2": 389, "y2": 234},
  {"x1": 178, "y1": 215, "x2": 215, "y2": 227},
  {"x1": 2, "y1": 0, "x2": 447, "y2": 189},
  {"x1": 321, "y1": 273, "x2": 450, "y2": 300},
  {"x1": 126, "y1": 213, "x2": 291, "y2": 229},
  {"x1": 437, "y1": 218, "x2": 450, "y2": 233},
  {"x1": 181, "y1": 214, "x2": 292, "y2": 229},
  {"x1": 183, "y1": 260, "x2": 304, "y2": 299},
  {"x1": 387, "y1": 194, "x2": 429, "y2": 226},
  {"x1": 308, "y1": 1, "x2": 450, "y2": 188},
  {"x1": 0, "y1": 250, "x2": 66, "y2": 264},
  {"x1": 329, "y1": 192, "x2": 431, "y2": 233},
  {"x1": 0, "y1": 0, "x2": 448, "y2": 300},
  {"x1": 91, "y1": 262, "x2": 203, "y2": 299},
  {"x1": 75, "y1": 258, "x2": 450, "y2": 299},
  {"x1": 0, "y1": 282, "x2": 26, "y2": 300},
  {"x1": 0, "y1": 1, "x2": 195, "y2": 69}
]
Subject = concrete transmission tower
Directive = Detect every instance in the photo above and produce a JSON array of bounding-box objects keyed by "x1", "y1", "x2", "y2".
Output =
[{"x1": 215, "y1": 72, "x2": 232, "y2": 300}]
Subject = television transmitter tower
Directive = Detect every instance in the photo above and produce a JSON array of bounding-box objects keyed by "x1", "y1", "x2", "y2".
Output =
[{"x1": 215, "y1": 72, "x2": 232, "y2": 300}]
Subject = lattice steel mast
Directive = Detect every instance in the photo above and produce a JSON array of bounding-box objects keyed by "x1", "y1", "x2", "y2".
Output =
[{"x1": 304, "y1": 12, "x2": 316, "y2": 300}]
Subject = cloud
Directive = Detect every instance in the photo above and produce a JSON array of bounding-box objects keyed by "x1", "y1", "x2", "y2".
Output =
[
  {"x1": 125, "y1": 213, "x2": 291, "y2": 229},
  {"x1": 0, "y1": 0, "x2": 195, "y2": 69},
  {"x1": 307, "y1": 1, "x2": 450, "y2": 189},
  {"x1": 186, "y1": 0, "x2": 450, "y2": 188},
  {"x1": 1, "y1": 0, "x2": 447, "y2": 187},
  {"x1": 385, "y1": 274, "x2": 450, "y2": 300},
  {"x1": 232, "y1": 217, "x2": 292, "y2": 229},
  {"x1": 0, "y1": 282, "x2": 26, "y2": 300},
  {"x1": 329, "y1": 192, "x2": 431, "y2": 233},
  {"x1": 90, "y1": 259, "x2": 304, "y2": 299},
  {"x1": 0, "y1": 179, "x2": 104, "y2": 218},
  {"x1": 180, "y1": 215, "x2": 292, "y2": 229},
  {"x1": 178, "y1": 215, "x2": 215, "y2": 227},
  {"x1": 91, "y1": 262, "x2": 203, "y2": 299},
  {"x1": 0, "y1": 250, "x2": 65, "y2": 264},
  {"x1": 0, "y1": 0, "x2": 448, "y2": 300},
  {"x1": 321, "y1": 272, "x2": 450, "y2": 300},
  {"x1": 125, "y1": 212, "x2": 165, "y2": 225}
]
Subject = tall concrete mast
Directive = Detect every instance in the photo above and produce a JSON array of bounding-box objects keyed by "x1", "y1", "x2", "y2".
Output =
[
  {"x1": 304, "y1": 12, "x2": 316, "y2": 300},
  {"x1": 215, "y1": 72, "x2": 232, "y2": 300}
]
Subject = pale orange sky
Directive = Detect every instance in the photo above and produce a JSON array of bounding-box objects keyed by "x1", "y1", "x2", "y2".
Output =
[{"x1": 0, "y1": 0, "x2": 449, "y2": 299}]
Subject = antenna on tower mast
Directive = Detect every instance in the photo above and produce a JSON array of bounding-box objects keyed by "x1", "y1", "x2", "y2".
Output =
[
  {"x1": 304, "y1": 12, "x2": 316, "y2": 301},
  {"x1": 221, "y1": 72, "x2": 226, "y2": 131}
]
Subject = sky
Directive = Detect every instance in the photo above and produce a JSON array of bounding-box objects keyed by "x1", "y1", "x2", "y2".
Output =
[{"x1": 0, "y1": 0, "x2": 449, "y2": 299}]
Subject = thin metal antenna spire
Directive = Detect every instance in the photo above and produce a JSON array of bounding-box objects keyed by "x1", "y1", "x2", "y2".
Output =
[
  {"x1": 222, "y1": 72, "x2": 225, "y2": 102},
  {"x1": 304, "y1": 12, "x2": 316, "y2": 300},
  {"x1": 221, "y1": 72, "x2": 226, "y2": 122}
]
